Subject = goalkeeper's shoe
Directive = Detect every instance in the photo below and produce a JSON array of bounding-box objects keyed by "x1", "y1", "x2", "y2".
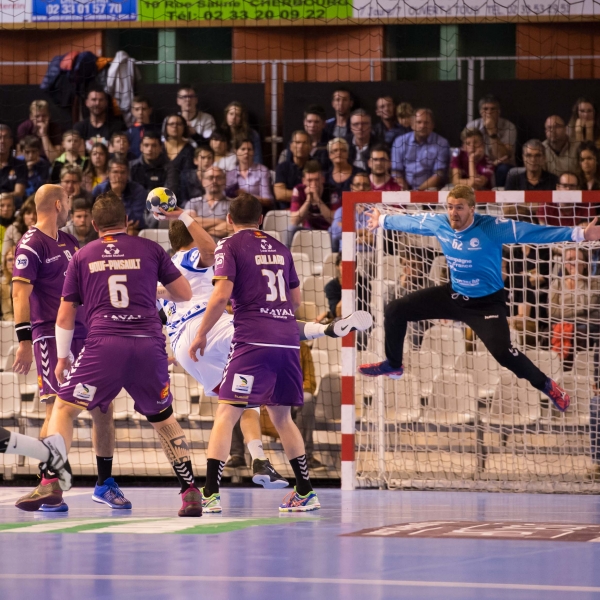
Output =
[
  {"x1": 41, "y1": 434, "x2": 72, "y2": 492},
  {"x1": 252, "y1": 458, "x2": 289, "y2": 489},
  {"x1": 178, "y1": 486, "x2": 202, "y2": 517},
  {"x1": 543, "y1": 377, "x2": 570, "y2": 412},
  {"x1": 325, "y1": 311, "x2": 373, "y2": 338},
  {"x1": 15, "y1": 478, "x2": 65, "y2": 512},
  {"x1": 92, "y1": 478, "x2": 132, "y2": 509},
  {"x1": 279, "y1": 488, "x2": 320, "y2": 512},
  {"x1": 358, "y1": 359, "x2": 404, "y2": 380},
  {"x1": 200, "y1": 488, "x2": 222, "y2": 513}
]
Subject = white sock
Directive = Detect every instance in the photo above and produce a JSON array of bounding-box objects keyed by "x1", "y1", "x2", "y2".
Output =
[
  {"x1": 247, "y1": 438, "x2": 266, "y2": 461},
  {"x1": 302, "y1": 322, "x2": 327, "y2": 340},
  {"x1": 4, "y1": 431, "x2": 50, "y2": 462}
]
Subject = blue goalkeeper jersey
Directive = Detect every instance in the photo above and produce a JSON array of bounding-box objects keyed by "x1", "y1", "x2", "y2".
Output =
[{"x1": 382, "y1": 212, "x2": 579, "y2": 297}]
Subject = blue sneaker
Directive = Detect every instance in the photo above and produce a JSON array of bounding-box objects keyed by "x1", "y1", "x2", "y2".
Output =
[
  {"x1": 542, "y1": 377, "x2": 571, "y2": 412},
  {"x1": 358, "y1": 359, "x2": 404, "y2": 379},
  {"x1": 92, "y1": 478, "x2": 132, "y2": 509},
  {"x1": 279, "y1": 488, "x2": 320, "y2": 512},
  {"x1": 40, "y1": 501, "x2": 69, "y2": 512}
]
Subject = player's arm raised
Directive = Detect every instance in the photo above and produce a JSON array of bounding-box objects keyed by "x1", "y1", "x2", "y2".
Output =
[
  {"x1": 12, "y1": 281, "x2": 34, "y2": 375},
  {"x1": 189, "y1": 279, "x2": 233, "y2": 361},
  {"x1": 159, "y1": 207, "x2": 217, "y2": 267},
  {"x1": 54, "y1": 299, "x2": 78, "y2": 384}
]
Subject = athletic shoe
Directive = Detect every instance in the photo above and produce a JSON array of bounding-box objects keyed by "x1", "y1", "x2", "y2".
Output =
[
  {"x1": 325, "y1": 310, "x2": 373, "y2": 338},
  {"x1": 307, "y1": 456, "x2": 326, "y2": 471},
  {"x1": 200, "y1": 487, "x2": 222, "y2": 513},
  {"x1": 543, "y1": 377, "x2": 570, "y2": 412},
  {"x1": 252, "y1": 458, "x2": 289, "y2": 489},
  {"x1": 279, "y1": 488, "x2": 321, "y2": 512},
  {"x1": 92, "y1": 478, "x2": 132, "y2": 509},
  {"x1": 224, "y1": 455, "x2": 246, "y2": 469},
  {"x1": 41, "y1": 434, "x2": 72, "y2": 492},
  {"x1": 15, "y1": 478, "x2": 64, "y2": 512},
  {"x1": 178, "y1": 486, "x2": 202, "y2": 517},
  {"x1": 39, "y1": 502, "x2": 69, "y2": 512},
  {"x1": 358, "y1": 359, "x2": 404, "y2": 379}
]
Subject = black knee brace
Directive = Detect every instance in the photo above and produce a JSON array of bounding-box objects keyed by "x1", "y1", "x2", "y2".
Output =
[{"x1": 146, "y1": 405, "x2": 174, "y2": 423}]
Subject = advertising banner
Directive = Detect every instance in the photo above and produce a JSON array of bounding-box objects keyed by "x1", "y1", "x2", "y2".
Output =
[{"x1": 32, "y1": 0, "x2": 136, "y2": 21}]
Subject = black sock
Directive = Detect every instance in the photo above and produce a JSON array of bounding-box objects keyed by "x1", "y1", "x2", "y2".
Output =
[
  {"x1": 289, "y1": 455, "x2": 313, "y2": 496},
  {"x1": 173, "y1": 460, "x2": 195, "y2": 493},
  {"x1": 96, "y1": 456, "x2": 113, "y2": 486},
  {"x1": 204, "y1": 458, "x2": 224, "y2": 496}
]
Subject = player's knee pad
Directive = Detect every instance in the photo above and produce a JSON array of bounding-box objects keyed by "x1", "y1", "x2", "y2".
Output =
[{"x1": 146, "y1": 405, "x2": 174, "y2": 423}]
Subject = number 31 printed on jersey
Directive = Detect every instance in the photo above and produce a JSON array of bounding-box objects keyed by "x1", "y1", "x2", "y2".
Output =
[{"x1": 262, "y1": 269, "x2": 287, "y2": 302}]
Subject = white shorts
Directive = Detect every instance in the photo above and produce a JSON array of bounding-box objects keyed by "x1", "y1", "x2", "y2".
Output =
[{"x1": 173, "y1": 312, "x2": 234, "y2": 395}]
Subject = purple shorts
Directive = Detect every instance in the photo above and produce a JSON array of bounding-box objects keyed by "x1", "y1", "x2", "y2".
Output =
[
  {"x1": 57, "y1": 336, "x2": 173, "y2": 416},
  {"x1": 219, "y1": 342, "x2": 304, "y2": 407},
  {"x1": 34, "y1": 337, "x2": 85, "y2": 402}
]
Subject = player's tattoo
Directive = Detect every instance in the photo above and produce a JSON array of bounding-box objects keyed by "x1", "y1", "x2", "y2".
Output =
[
  {"x1": 157, "y1": 286, "x2": 168, "y2": 298},
  {"x1": 156, "y1": 422, "x2": 191, "y2": 465},
  {"x1": 71, "y1": 302, "x2": 79, "y2": 308}
]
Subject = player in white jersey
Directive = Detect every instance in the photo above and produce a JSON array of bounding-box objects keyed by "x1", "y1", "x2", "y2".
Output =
[{"x1": 157, "y1": 207, "x2": 372, "y2": 491}]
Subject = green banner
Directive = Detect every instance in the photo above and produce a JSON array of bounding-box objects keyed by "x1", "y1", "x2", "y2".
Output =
[{"x1": 139, "y1": 0, "x2": 352, "y2": 22}]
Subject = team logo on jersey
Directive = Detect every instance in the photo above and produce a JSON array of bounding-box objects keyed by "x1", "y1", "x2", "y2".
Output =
[
  {"x1": 73, "y1": 383, "x2": 97, "y2": 402},
  {"x1": 45, "y1": 255, "x2": 61, "y2": 263},
  {"x1": 103, "y1": 244, "x2": 121, "y2": 256},
  {"x1": 469, "y1": 238, "x2": 480, "y2": 248},
  {"x1": 253, "y1": 231, "x2": 266, "y2": 238},
  {"x1": 260, "y1": 239, "x2": 276, "y2": 253},
  {"x1": 160, "y1": 382, "x2": 170, "y2": 400},
  {"x1": 215, "y1": 253, "x2": 224, "y2": 268},
  {"x1": 37, "y1": 375, "x2": 43, "y2": 390},
  {"x1": 102, "y1": 236, "x2": 118, "y2": 244},
  {"x1": 232, "y1": 374, "x2": 254, "y2": 394},
  {"x1": 15, "y1": 255, "x2": 28, "y2": 269}
]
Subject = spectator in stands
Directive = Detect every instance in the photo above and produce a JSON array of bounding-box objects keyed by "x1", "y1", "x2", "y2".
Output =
[
  {"x1": 466, "y1": 94, "x2": 517, "y2": 188},
  {"x1": 450, "y1": 128, "x2": 494, "y2": 190},
  {"x1": 349, "y1": 109, "x2": 377, "y2": 171},
  {"x1": 82, "y1": 142, "x2": 109, "y2": 192},
  {"x1": 179, "y1": 146, "x2": 214, "y2": 206},
  {"x1": 290, "y1": 160, "x2": 335, "y2": 236},
  {"x1": 129, "y1": 131, "x2": 167, "y2": 192},
  {"x1": 537, "y1": 172, "x2": 594, "y2": 226},
  {"x1": 17, "y1": 99, "x2": 61, "y2": 162},
  {"x1": 22, "y1": 136, "x2": 50, "y2": 197},
  {"x1": 274, "y1": 130, "x2": 311, "y2": 206},
  {"x1": 396, "y1": 102, "x2": 414, "y2": 130},
  {"x1": 127, "y1": 95, "x2": 160, "y2": 159},
  {"x1": 61, "y1": 197, "x2": 98, "y2": 248},
  {"x1": 226, "y1": 139, "x2": 273, "y2": 210},
  {"x1": 108, "y1": 132, "x2": 135, "y2": 162},
  {"x1": 210, "y1": 130, "x2": 237, "y2": 173},
  {"x1": 163, "y1": 114, "x2": 195, "y2": 193},
  {"x1": 374, "y1": 96, "x2": 409, "y2": 146},
  {"x1": 0, "y1": 125, "x2": 26, "y2": 205},
  {"x1": 326, "y1": 137, "x2": 364, "y2": 208},
  {"x1": 330, "y1": 171, "x2": 372, "y2": 253},
  {"x1": 74, "y1": 86, "x2": 125, "y2": 152},
  {"x1": 293, "y1": 342, "x2": 324, "y2": 470},
  {"x1": 568, "y1": 97, "x2": 600, "y2": 147},
  {"x1": 0, "y1": 194, "x2": 15, "y2": 256},
  {"x1": 505, "y1": 139, "x2": 558, "y2": 191},
  {"x1": 325, "y1": 88, "x2": 354, "y2": 141},
  {"x1": 184, "y1": 166, "x2": 232, "y2": 240},
  {"x1": 282, "y1": 104, "x2": 329, "y2": 168},
  {"x1": 578, "y1": 141, "x2": 600, "y2": 190},
  {"x1": 368, "y1": 144, "x2": 402, "y2": 191},
  {"x1": 391, "y1": 108, "x2": 449, "y2": 190},
  {"x1": 221, "y1": 101, "x2": 263, "y2": 165},
  {"x1": 543, "y1": 115, "x2": 579, "y2": 177},
  {"x1": 2, "y1": 196, "x2": 35, "y2": 265},
  {"x1": 50, "y1": 130, "x2": 88, "y2": 184},
  {"x1": 1, "y1": 246, "x2": 14, "y2": 321},
  {"x1": 176, "y1": 85, "x2": 215, "y2": 141},
  {"x1": 60, "y1": 164, "x2": 92, "y2": 204},
  {"x1": 92, "y1": 157, "x2": 148, "y2": 233}
]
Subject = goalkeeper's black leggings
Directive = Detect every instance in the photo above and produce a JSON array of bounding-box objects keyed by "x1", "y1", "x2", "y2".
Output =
[{"x1": 384, "y1": 284, "x2": 548, "y2": 390}]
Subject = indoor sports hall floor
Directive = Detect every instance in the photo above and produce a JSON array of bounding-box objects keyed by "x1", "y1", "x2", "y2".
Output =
[{"x1": 0, "y1": 486, "x2": 600, "y2": 599}]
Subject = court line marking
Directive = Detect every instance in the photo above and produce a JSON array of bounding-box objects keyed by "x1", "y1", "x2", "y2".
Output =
[{"x1": 0, "y1": 574, "x2": 599, "y2": 592}]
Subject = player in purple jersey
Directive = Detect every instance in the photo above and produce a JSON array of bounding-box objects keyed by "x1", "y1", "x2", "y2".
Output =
[
  {"x1": 11, "y1": 185, "x2": 121, "y2": 513},
  {"x1": 189, "y1": 193, "x2": 320, "y2": 513},
  {"x1": 43, "y1": 192, "x2": 202, "y2": 517}
]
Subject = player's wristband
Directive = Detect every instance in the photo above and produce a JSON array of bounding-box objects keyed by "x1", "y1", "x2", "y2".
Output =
[
  {"x1": 55, "y1": 325, "x2": 74, "y2": 359},
  {"x1": 179, "y1": 212, "x2": 195, "y2": 228},
  {"x1": 572, "y1": 226, "x2": 585, "y2": 243},
  {"x1": 378, "y1": 214, "x2": 387, "y2": 229},
  {"x1": 15, "y1": 322, "x2": 32, "y2": 343}
]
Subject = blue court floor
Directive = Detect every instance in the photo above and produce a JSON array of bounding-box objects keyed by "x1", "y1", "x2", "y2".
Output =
[{"x1": 1, "y1": 486, "x2": 600, "y2": 599}]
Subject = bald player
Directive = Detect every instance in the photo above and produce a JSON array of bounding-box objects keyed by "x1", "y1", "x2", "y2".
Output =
[{"x1": 11, "y1": 184, "x2": 126, "y2": 512}]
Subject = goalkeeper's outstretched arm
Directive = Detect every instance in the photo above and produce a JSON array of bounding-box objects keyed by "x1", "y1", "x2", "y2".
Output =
[{"x1": 366, "y1": 207, "x2": 438, "y2": 236}]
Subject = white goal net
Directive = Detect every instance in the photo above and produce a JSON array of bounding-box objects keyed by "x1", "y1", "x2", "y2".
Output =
[{"x1": 351, "y1": 198, "x2": 600, "y2": 493}]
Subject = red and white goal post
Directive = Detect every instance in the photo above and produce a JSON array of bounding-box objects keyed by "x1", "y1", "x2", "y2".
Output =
[{"x1": 341, "y1": 190, "x2": 600, "y2": 493}]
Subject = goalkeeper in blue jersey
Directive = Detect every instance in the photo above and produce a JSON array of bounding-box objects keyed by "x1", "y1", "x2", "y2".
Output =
[{"x1": 359, "y1": 185, "x2": 600, "y2": 412}]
